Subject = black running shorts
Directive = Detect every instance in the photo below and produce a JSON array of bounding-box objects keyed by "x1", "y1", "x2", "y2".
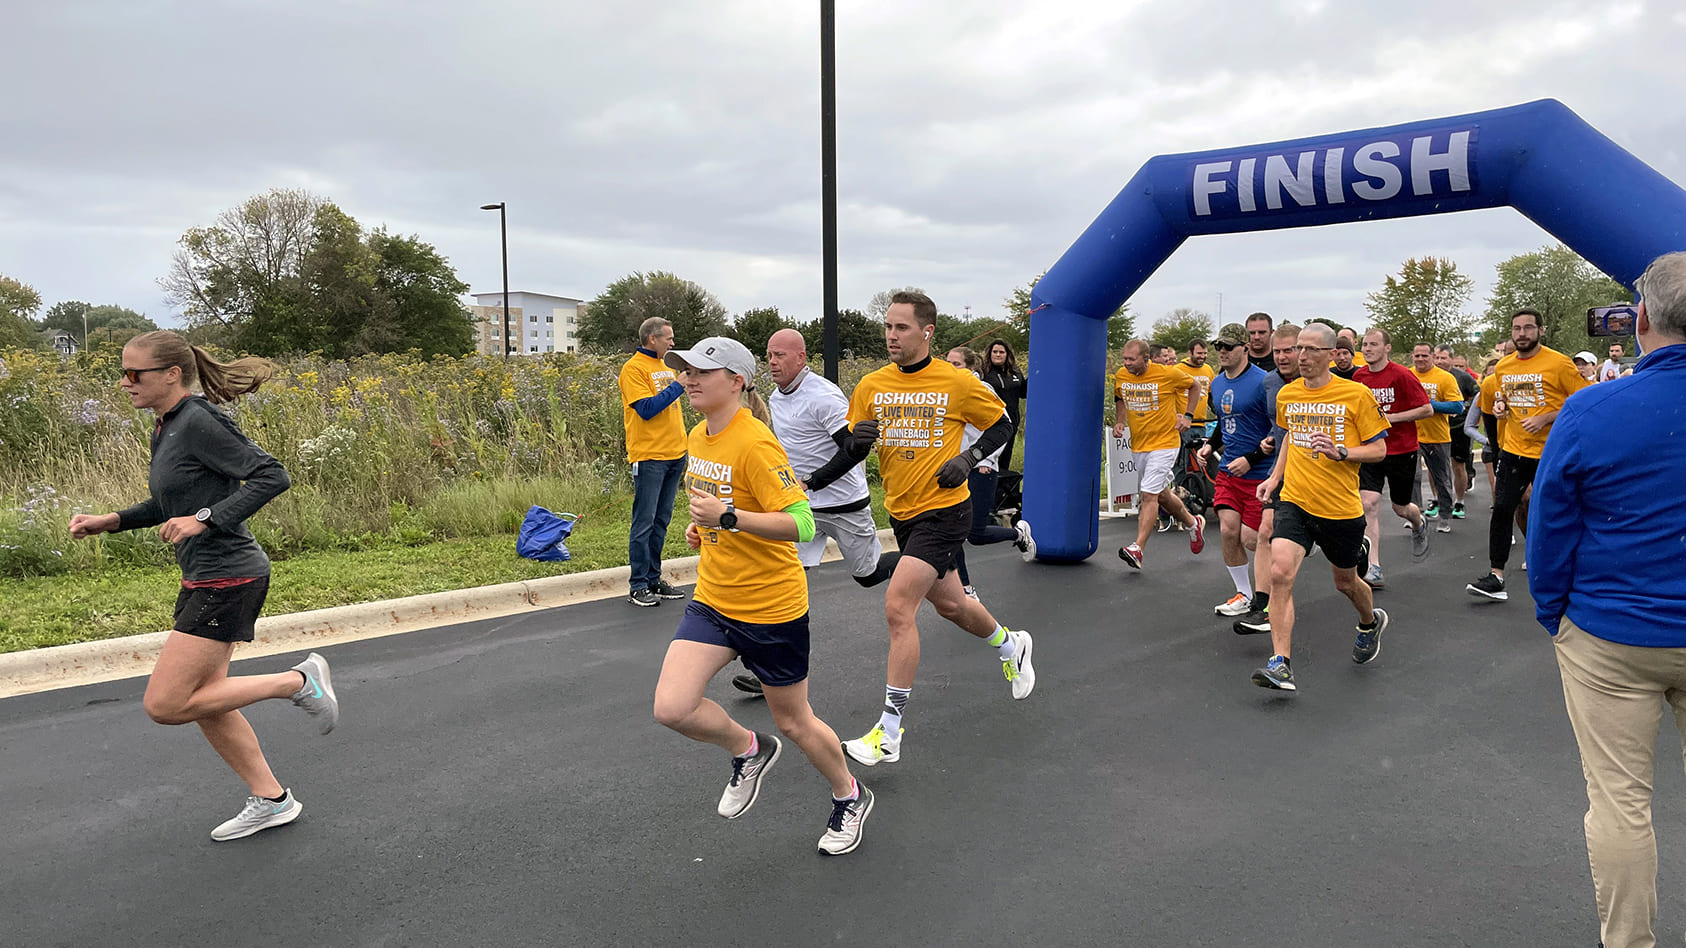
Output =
[
  {"x1": 890, "y1": 499, "x2": 971, "y2": 578},
  {"x1": 1271, "y1": 502, "x2": 1367, "y2": 570},
  {"x1": 173, "y1": 576, "x2": 270, "y2": 643},
  {"x1": 1359, "y1": 449, "x2": 1418, "y2": 507}
]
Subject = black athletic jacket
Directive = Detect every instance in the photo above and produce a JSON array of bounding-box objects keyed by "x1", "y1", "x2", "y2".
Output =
[{"x1": 116, "y1": 395, "x2": 291, "y2": 581}]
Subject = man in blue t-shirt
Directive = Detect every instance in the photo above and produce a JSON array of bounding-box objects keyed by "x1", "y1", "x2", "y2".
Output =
[{"x1": 1198, "y1": 323, "x2": 1275, "y2": 617}]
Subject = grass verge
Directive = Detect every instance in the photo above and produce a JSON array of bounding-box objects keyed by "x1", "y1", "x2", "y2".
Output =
[{"x1": 1, "y1": 486, "x2": 889, "y2": 654}]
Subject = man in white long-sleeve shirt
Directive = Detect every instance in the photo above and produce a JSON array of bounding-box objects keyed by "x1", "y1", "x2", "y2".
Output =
[{"x1": 731, "y1": 328, "x2": 895, "y2": 695}]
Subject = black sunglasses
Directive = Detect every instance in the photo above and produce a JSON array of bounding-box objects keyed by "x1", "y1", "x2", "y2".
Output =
[
  {"x1": 120, "y1": 366, "x2": 171, "y2": 384},
  {"x1": 1211, "y1": 341, "x2": 1240, "y2": 352}
]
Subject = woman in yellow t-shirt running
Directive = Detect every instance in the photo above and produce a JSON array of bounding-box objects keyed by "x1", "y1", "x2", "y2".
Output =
[{"x1": 650, "y1": 336, "x2": 872, "y2": 856}]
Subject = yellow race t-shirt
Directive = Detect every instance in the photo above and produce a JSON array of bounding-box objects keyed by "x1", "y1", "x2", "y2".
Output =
[
  {"x1": 1113, "y1": 363, "x2": 1197, "y2": 452},
  {"x1": 619, "y1": 350, "x2": 686, "y2": 463},
  {"x1": 1491, "y1": 347, "x2": 1591, "y2": 459},
  {"x1": 848, "y1": 358, "x2": 1007, "y2": 521},
  {"x1": 685, "y1": 408, "x2": 809, "y2": 624},
  {"x1": 1175, "y1": 360, "x2": 1217, "y2": 422},
  {"x1": 1410, "y1": 365, "x2": 1462, "y2": 445},
  {"x1": 1275, "y1": 376, "x2": 1391, "y2": 520}
]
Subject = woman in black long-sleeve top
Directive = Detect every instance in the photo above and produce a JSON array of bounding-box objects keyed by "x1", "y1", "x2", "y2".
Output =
[
  {"x1": 70, "y1": 330, "x2": 339, "y2": 842},
  {"x1": 979, "y1": 339, "x2": 1026, "y2": 473}
]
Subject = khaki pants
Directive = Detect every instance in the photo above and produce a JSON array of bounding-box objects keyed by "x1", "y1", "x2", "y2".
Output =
[{"x1": 1555, "y1": 614, "x2": 1686, "y2": 948}]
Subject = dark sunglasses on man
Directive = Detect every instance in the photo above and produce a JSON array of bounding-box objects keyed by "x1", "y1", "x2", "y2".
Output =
[{"x1": 1211, "y1": 341, "x2": 1241, "y2": 352}]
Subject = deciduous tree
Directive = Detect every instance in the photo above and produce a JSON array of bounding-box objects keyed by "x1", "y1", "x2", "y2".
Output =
[
  {"x1": 579, "y1": 271, "x2": 730, "y2": 352},
  {"x1": 1150, "y1": 308, "x2": 1214, "y2": 353},
  {"x1": 1363, "y1": 257, "x2": 1476, "y2": 349},
  {"x1": 1483, "y1": 244, "x2": 1630, "y2": 354}
]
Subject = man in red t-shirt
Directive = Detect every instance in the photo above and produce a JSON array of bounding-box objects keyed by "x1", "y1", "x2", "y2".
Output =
[{"x1": 1354, "y1": 328, "x2": 1432, "y2": 586}]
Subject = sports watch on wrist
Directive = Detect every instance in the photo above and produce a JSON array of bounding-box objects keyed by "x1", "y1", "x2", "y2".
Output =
[
  {"x1": 717, "y1": 509, "x2": 739, "y2": 532},
  {"x1": 194, "y1": 507, "x2": 214, "y2": 524},
  {"x1": 1336, "y1": 446, "x2": 1349, "y2": 461}
]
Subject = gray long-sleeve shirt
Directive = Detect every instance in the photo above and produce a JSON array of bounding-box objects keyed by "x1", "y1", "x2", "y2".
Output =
[{"x1": 115, "y1": 395, "x2": 291, "y2": 581}]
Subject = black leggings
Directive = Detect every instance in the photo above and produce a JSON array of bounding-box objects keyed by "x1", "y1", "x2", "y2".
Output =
[{"x1": 1489, "y1": 451, "x2": 1540, "y2": 569}]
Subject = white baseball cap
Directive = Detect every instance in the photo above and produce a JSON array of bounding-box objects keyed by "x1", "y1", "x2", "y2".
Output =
[
  {"x1": 664, "y1": 337, "x2": 758, "y2": 384},
  {"x1": 1573, "y1": 351, "x2": 1597, "y2": 364}
]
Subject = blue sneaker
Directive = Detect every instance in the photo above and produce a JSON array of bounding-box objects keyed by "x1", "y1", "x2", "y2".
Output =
[{"x1": 1251, "y1": 655, "x2": 1296, "y2": 692}]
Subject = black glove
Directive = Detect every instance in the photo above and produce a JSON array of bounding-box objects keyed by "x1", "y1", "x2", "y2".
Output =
[
  {"x1": 936, "y1": 454, "x2": 973, "y2": 489},
  {"x1": 848, "y1": 419, "x2": 880, "y2": 452}
]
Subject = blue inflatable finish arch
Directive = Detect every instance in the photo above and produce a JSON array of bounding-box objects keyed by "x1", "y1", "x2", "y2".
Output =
[{"x1": 1024, "y1": 98, "x2": 1686, "y2": 562}]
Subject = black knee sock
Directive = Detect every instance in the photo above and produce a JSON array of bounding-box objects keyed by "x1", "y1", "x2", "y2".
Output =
[{"x1": 854, "y1": 552, "x2": 901, "y2": 588}]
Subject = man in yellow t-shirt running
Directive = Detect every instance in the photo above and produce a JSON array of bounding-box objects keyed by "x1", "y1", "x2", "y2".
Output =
[
  {"x1": 836, "y1": 291, "x2": 1037, "y2": 768},
  {"x1": 1112, "y1": 339, "x2": 1205, "y2": 568},
  {"x1": 1465, "y1": 308, "x2": 1592, "y2": 601},
  {"x1": 1175, "y1": 341, "x2": 1217, "y2": 433},
  {"x1": 1409, "y1": 343, "x2": 1466, "y2": 533},
  {"x1": 1249, "y1": 323, "x2": 1392, "y2": 694}
]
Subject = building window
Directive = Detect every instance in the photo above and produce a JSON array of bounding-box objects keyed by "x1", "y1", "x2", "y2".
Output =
[
  {"x1": 529, "y1": 345, "x2": 538, "y2": 353},
  {"x1": 546, "y1": 315, "x2": 554, "y2": 323},
  {"x1": 529, "y1": 314, "x2": 538, "y2": 323}
]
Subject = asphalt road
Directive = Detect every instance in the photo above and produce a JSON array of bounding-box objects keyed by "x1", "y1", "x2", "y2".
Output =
[{"x1": 4, "y1": 498, "x2": 1680, "y2": 947}]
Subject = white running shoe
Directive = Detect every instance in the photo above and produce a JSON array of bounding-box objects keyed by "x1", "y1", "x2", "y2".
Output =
[
  {"x1": 717, "y1": 732, "x2": 781, "y2": 819},
  {"x1": 818, "y1": 785, "x2": 875, "y2": 856},
  {"x1": 963, "y1": 585, "x2": 981, "y2": 602},
  {"x1": 1214, "y1": 592, "x2": 1252, "y2": 616},
  {"x1": 211, "y1": 792, "x2": 302, "y2": 841},
  {"x1": 1013, "y1": 519, "x2": 1037, "y2": 562},
  {"x1": 842, "y1": 724, "x2": 902, "y2": 767},
  {"x1": 1004, "y1": 629, "x2": 1035, "y2": 700}
]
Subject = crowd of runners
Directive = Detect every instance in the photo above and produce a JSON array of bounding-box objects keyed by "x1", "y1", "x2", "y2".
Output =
[{"x1": 61, "y1": 285, "x2": 1639, "y2": 867}]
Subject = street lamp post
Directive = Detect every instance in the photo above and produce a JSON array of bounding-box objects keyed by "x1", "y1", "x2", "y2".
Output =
[
  {"x1": 480, "y1": 202, "x2": 511, "y2": 358},
  {"x1": 820, "y1": 0, "x2": 839, "y2": 381}
]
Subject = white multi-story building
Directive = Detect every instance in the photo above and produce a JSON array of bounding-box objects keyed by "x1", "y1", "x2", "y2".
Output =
[{"x1": 469, "y1": 290, "x2": 584, "y2": 356}]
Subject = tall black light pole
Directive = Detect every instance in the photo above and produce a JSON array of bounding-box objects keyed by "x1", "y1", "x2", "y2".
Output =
[
  {"x1": 820, "y1": 0, "x2": 839, "y2": 381},
  {"x1": 480, "y1": 202, "x2": 511, "y2": 358}
]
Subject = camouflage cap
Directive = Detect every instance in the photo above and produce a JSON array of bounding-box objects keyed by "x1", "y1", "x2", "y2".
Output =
[{"x1": 1211, "y1": 323, "x2": 1248, "y2": 347}]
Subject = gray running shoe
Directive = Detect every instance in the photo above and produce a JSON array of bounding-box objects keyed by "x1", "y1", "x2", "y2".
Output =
[
  {"x1": 290, "y1": 652, "x2": 339, "y2": 735},
  {"x1": 1410, "y1": 520, "x2": 1431, "y2": 561},
  {"x1": 1353, "y1": 607, "x2": 1388, "y2": 665},
  {"x1": 717, "y1": 732, "x2": 781, "y2": 819},
  {"x1": 1251, "y1": 655, "x2": 1296, "y2": 692},
  {"x1": 211, "y1": 792, "x2": 302, "y2": 841},
  {"x1": 1364, "y1": 564, "x2": 1386, "y2": 589},
  {"x1": 817, "y1": 784, "x2": 875, "y2": 856}
]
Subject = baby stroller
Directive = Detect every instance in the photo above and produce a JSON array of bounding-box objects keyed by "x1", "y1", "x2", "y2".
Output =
[{"x1": 993, "y1": 471, "x2": 1024, "y2": 527}]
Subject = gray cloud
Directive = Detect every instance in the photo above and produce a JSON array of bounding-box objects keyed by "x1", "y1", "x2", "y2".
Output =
[{"x1": 2, "y1": 0, "x2": 1680, "y2": 334}]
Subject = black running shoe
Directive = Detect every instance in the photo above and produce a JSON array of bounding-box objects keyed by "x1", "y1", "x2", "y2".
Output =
[
  {"x1": 650, "y1": 579, "x2": 686, "y2": 600},
  {"x1": 1233, "y1": 607, "x2": 1271, "y2": 635},
  {"x1": 731, "y1": 674, "x2": 765, "y2": 696},
  {"x1": 628, "y1": 588, "x2": 659, "y2": 607},
  {"x1": 1466, "y1": 573, "x2": 1508, "y2": 601},
  {"x1": 1452, "y1": 501, "x2": 1466, "y2": 520}
]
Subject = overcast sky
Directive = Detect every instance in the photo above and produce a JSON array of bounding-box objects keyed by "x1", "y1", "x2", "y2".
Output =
[{"x1": 4, "y1": 1, "x2": 1682, "y2": 336}]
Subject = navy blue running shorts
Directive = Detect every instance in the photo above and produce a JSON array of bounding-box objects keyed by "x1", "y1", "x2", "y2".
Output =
[{"x1": 674, "y1": 601, "x2": 810, "y2": 687}]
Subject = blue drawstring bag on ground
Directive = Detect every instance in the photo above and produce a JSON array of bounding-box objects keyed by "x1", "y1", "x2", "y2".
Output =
[{"x1": 517, "y1": 506, "x2": 577, "y2": 562}]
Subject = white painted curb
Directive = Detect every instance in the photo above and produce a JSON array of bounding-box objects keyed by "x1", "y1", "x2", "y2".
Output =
[{"x1": 0, "y1": 528, "x2": 896, "y2": 700}]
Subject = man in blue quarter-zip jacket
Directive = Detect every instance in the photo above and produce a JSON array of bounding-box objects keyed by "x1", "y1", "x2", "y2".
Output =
[{"x1": 1528, "y1": 251, "x2": 1686, "y2": 948}]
